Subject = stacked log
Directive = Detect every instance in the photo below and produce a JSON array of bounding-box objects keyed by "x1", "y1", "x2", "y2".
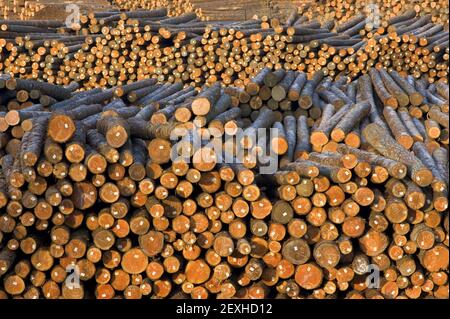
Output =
[
  {"x1": 0, "y1": 8, "x2": 448, "y2": 91},
  {"x1": 0, "y1": 68, "x2": 448, "y2": 299},
  {"x1": 111, "y1": 0, "x2": 207, "y2": 20},
  {"x1": 0, "y1": 0, "x2": 45, "y2": 20},
  {"x1": 298, "y1": 0, "x2": 449, "y2": 28}
]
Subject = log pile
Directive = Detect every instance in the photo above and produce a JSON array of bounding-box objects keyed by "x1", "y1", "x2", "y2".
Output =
[
  {"x1": 0, "y1": 8, "x2": 448, "y2": 91},
  {"x1": 0, "y1": 65, "x2": 448, "y2": 299},
  {"x1": 0, "y1": 0, "x2": 45, "y2": 20},
  {"x1": 298, "y1": 0, "x2": 449, "y2": 27},
  {"x1": 111, "y1": 0, "x2": 207, "y2": 20}
]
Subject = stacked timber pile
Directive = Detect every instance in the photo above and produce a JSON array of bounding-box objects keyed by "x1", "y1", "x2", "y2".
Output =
[
  {"x1": 0, "y1": 8, "x2": 448, "y2": 90},
  {"x1": 231, "y1": 67, "x2": 449, "y2": 150},
  {"x1": 299, "y1": 0, "x2": 449, "y2": 27},
  {"x1": 0, "y1": 0, "x2": 45, "y2": 20},
  {"x1": 111, "y1": 0, "x2": 207, "y2": 20},
  {"x1": 0, "y1": 66, "x2": 448, "y2": 299}
]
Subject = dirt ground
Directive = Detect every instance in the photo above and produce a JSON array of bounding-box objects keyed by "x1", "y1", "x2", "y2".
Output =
[
  {"x1": 192, "y1": 0, "x2": 306, "y2": 20},
  {"x1": 31, "y1": 0, "x2": 116, "y2": 20},
  {"x1": 14, "y1": 0, "x2": 307, "y2": 21}
]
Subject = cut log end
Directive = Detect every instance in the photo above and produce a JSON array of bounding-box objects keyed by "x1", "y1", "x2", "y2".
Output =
[
  {"x1": 310, "y1": 131, "x2": 328, "y2": 147},
  {"x1": 413, "y1": 169, "x2": 434, "y2": 187},
  {"x1": 191, "y1": 97, "x2": 211, "y2": 116},
  {"x1": 271, "y1": 137, "x2": 288, "y2": 155},
  {"x1": 295, "y1": 263, "x2": 323, "y2": 290},
  {"x1": 106, "y1": 126, "x2": 128, "y2": 148},
  {"x1": 397, "y1": 135, "x2": 414, "y2": 150},
  {"x1": 147, "y1": 139, "x2": 172, "y2": 164},
  {"x1": 409, "y1": 93, "x2": 424, "y2": 107},
  {"x1": 48, "y1": 115, "x2": 75, "y2": 143},
  {"x1": 299, "y1": 96, "x2": 312, "y2": 109},
  {"x1": 4, "y1": 111, "x2": 20, "y2": 126}
]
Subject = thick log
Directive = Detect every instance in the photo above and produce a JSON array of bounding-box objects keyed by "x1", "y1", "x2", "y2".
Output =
[{"x1": 363, "y1": 124, "x2": 433, "y2": 187}]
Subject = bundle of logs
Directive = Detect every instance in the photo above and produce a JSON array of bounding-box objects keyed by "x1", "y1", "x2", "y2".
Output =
[
  {"x1": 0, "y1": 0, "x2": 45, "y2": 21},
  {"x1": 0, "y1": 8, "x2": 448, "y2": 90},
  {"x1": 110, "y1": 0, "x2": 207, "y2": 20},
  {"x1": 0, "y1": 64, "x2": 448, "y2": 299},
  {"x1": 298, "y1": 0, "x2": 449, "y2": 27}
]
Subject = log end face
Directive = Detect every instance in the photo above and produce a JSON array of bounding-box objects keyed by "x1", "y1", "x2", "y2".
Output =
[
  {"x1": 48, "y1": 115, "x2": 76, "y2": 143},
  {"x1": 397, "y1": 94, "x2": 410, "y2": 108},
  {"x1": 65, "y1": 144, "x2": 85, "y2": 164},
  {"x1": 310, "y1": 131, "x2": 329, "y2": 147},
  {"x1": 185, "y1": 260, "x2": 211, "y2": 285},
  {"x1": 413, "y1": 168, "x2": 434, "y2": 187},
  {"x1": 337, "y1": 168, "x2": 352, "y2": 183},
  {"x1": 390, "y1": 163, "x2": 407, "y2": 179},
  {"x1": 147, "y1": 138, "x2": 172, "y2": 164},
  {"x1": 106, "y1": 126, "x2": 128, "y2": 148},
  {"x1": 72, "y1": 182, "x2": 97, "y2": 210},
  {"x1": 121, "y1": 248, "x2": 148, "y2": 274},
  {"x1": 294, "y1": 263, "x2": 323, "y2": 290},
  {"x1": 191, "y1": 97, "x2": 211, "y2": 116},
  {"x1": 410, "y1": 93, "x2": 424, "y2": 107},
  {"x1": 299, "y1": 96, "x2": 312, "y2": 109},
  {"x1": 271, "y1": 137, "x2": 288, "y2": 155},
  {"x1": 330, "y1": 128, "x2": 346, "y2": 143},
  {"x1": 4, "y1": 111, "x2": 19, "y2": 126},
  {"x1": 192, "y1": 148, "x2": 217, "y2": 172}
]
